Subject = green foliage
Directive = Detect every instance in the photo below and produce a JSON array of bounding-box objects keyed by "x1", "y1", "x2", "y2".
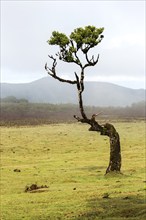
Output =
[
  {"x1": 48, "y1": 31, "x2": 70, "y2": 47},
  {"x1": 47, "y1": 25, "x2": 104, "y2": 63},
  {"x1": 70, "y1": 25, "x2": 104, "y2": 52}
]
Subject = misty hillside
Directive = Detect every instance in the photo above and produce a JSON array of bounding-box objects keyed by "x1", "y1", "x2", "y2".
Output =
[{"x1": 1, "y1": 77, "x2": 145, "y2": 107}]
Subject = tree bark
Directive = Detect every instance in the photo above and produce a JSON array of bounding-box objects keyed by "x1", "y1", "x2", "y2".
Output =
[
  {"x1": 74, "y1": 115, "x2": 122, "y2": 174},
  {"x1": 101, "y1": 123, "x2": 121, "y2": 174}
]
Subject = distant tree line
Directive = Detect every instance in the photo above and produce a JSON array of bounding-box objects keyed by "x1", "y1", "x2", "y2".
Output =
[
  {"x1": 0, "y1": 96, "x2": 145, "y2": 126},
  {"x1": 0, "y1": 96, "x2": 29, "y2": 103}
]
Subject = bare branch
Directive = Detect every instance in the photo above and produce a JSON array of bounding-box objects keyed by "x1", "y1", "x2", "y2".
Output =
[
  {"x1": 91, "y1": 112, "x2": 102, "y2": 120},
  {"x1": 74, "y1": 72, "x2": 80, "y2": 90},
  {"x1": 74, "y1": 115, "x2": 90, "y2": 124},
  {"x1": 80, "y1": 70, "x2": 84, "y2": 92},
  {"x1": 74, "y1": 52, "x2": 82, "y2": 68},
  {"x1": 45, "y1": 56, "x2": 77, "y2": 85},
  {"x1": 94, "y1": 54, "x2": 100, "y2": 64},
  {"x1": 48, "y1": 55, "x2": 57, "y2": 75},
  {"x1": 84, "y1": 53, "x2": 100, "y2": 69},
  {"x1": 74, "y1": 114, "x2": 103, "y2": 132},
  {"x1": 75, "y1": 69, "x2": 87, "y2": 120}
]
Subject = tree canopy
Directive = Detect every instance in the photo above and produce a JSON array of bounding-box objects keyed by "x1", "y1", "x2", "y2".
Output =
[{"x1": 47, "y1": 25, "x2": 104, "y2": 65}]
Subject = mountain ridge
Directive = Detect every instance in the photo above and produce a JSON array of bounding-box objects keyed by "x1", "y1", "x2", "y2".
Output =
[{"x1": 1, "y1": 77, "x2": 145, "y2": 107}]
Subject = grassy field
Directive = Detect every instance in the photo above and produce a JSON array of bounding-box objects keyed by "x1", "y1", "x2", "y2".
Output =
[{"x1": 0, "y1": 121, "x2": 146, "y2": 219}]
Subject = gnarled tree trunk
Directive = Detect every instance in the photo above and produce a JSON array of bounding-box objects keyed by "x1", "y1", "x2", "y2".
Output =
[
  {"x1": 101, "y1": 123, "x2": 121, "y2": 174},
  {"x1": 74, "y1": 114, "x2": 122, "y2": 174},
  {"x1": 74, "y1": 71, "x2": 122, "y2": 174}
]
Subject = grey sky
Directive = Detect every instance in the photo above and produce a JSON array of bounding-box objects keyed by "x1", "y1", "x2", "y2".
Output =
[{"x1": 1, "y1": 0, "x2": 145, "y2": 89}]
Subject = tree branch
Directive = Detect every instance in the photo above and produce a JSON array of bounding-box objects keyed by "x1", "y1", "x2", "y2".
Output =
[
  {"x1": 74, "y1": 115, "x2": 90, "y2": 123},
  {"x1": 45, "y1": 56, "x2": 77, "y2": 85},
  {"x1": 74, "y1": 72, "x2": 80, "y2": 90},
  {"x1": 56, "y1": 41, "x2": 82, "y2": 68},
  {"x1": 84, "y1": 53, "x2": 100, "y2": 69},
  {"x1": 74, "y1": 51, "x2": 82, "y2": 68},
  {"x1": 75, "y1": 69, "x2": 87, "y2": 120},
  {"x1": 74, "y1": 113, "x2": 103, "y2": 132},
  {"x1": 80, "y1": 70, "x2": 84, "y2": 92}
]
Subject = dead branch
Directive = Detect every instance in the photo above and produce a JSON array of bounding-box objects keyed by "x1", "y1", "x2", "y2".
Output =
[
  {"x1": 91, "y1": 112, "x2": 102, "y2": 120},
  {"x1": 45, "y1": 56, "x2": 77, "y2": 85},
  {"x1": 74, "y1": 112, "x2": 103, "y2": 130},
  {"x1": 84, "y1": 53, "x2": 100, "y2": 69}
]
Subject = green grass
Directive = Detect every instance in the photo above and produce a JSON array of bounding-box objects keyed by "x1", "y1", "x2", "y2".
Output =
[{"x1": 0, "y1": 121, "x2": 146, "y2": 219}]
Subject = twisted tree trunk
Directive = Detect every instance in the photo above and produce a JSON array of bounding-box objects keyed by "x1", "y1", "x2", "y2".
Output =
[
  {"x1": 74, "y1": 114, "x2": 122, "y2": 174},
  {"x1": 101, "y1": 123, "x2": 121, "y2": 174},
  {"x1": 74, "y1": 71, "x2": 122, "y2": 174}
]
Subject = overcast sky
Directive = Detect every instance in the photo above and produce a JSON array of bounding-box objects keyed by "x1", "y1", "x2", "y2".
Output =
[{"x1": 1, "y1": 0, "x2": 145, "y2": 89}]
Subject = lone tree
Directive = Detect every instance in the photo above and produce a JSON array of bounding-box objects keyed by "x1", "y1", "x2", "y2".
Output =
[{"x1": 45, "y1": 25, "x2": 121, "y2": 174}]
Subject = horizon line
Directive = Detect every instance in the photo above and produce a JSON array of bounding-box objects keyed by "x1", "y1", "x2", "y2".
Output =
[{"x1": 1, "y1": 76, "x2": 145, "y2": 90}]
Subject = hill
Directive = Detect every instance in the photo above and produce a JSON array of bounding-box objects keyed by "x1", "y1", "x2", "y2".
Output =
[{"x1": 1, "y1": 77, "x2": 145, "y2": 106}]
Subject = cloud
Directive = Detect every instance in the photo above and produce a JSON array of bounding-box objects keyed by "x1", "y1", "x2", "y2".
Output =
[
  {"x1": 85, "y1": 75, "x2": 145, "y2": 89},
  {"x1": 106, "y1": 33, "x2": 145, "y2": 49},
  {"x1": 1, "y1": 0, "x2": 145, "y2": 89}
]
